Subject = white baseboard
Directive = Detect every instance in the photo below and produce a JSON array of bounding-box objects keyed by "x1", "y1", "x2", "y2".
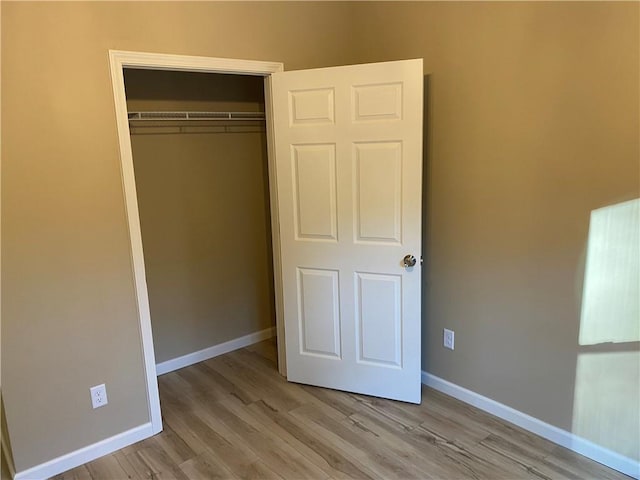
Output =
[
  {"x1": 13, "y1": 422, "x2": 153, "y2": 480},
  {"x1": 422, "y1": 371, "x2": 640, "y2": 479},
  {"x1": 155, "y1": 327, "x2": 276, "y2": 376},
  {"x1": 10, "y1": 328, "x2": 275, "y2": 479}
]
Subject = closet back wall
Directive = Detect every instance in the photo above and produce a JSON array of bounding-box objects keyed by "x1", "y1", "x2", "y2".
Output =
[{"x1": 124, "y1": 70, "x2": 275, "y2": 364}]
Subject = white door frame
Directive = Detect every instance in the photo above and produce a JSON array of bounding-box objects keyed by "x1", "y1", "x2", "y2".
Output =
[{"x1": 108, "y1": 50, "x2": 285, "y2": 434}]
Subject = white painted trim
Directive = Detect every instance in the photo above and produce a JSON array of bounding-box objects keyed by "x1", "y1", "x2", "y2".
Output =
[
  {"x1": 13, "y1": 423, "x2": 153, "y2": 480},
  {"x1": 109, "y1": 51, "x2": 163, "y2": 436},
  {"x1": 422, "y1": 372, "x2": 640, "y2": 479},
  {"x1": 108, "y1": 50, "x2": 283, "y2": 76},
  {"x1": 108, "y1": 50, "x2": 285, "y2": 440},
  {"x1": 156, "y1": 327, "x2": 276, "y2": 375}
]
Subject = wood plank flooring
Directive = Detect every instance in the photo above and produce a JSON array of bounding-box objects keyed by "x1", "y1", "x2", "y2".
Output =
[{"x1": 53, "y1": 339, "x2": 630, "y2": 480}]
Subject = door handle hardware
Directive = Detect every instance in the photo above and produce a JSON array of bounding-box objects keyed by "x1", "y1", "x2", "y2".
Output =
[{"x1": 403, "y1": 254, "x2": 417, "y2": 268}]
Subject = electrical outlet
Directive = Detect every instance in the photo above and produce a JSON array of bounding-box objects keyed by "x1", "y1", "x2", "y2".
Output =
[
  {"x1": 90, "y1": 384, "x2": 108, "y2": 409},
  {"x1": 443, "y1": 328, "x2": 455, "y2": 350}
]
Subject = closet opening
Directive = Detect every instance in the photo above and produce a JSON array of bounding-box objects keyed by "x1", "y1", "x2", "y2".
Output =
[
  {"x1": 123, "y1": 68, "x2": 279, "y2": 389},
  {"x1": 112, "y1": 52, "x2": 425, "y2": 435}
]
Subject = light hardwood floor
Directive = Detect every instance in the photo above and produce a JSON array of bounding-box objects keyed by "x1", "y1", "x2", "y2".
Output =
[{"x1": 53, "y1": 339, "x2": 629, "y2": 480}]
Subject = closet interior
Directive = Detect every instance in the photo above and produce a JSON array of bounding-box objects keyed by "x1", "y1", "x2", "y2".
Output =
[{"x1": 124, "y1": 69, "x2": 276, "y2": 367}]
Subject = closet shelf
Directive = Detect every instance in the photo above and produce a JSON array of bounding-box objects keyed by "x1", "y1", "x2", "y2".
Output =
[{"x1": 128, "y1": 111, "x2": 265, "y2": 122}]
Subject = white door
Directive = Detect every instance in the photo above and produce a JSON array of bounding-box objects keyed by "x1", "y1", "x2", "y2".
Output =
[{"x1": 271, "y1": 59, "x2": 423, "y2": 403}]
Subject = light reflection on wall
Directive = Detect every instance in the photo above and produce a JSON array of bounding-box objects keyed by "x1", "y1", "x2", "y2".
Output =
[{"x1": 574, "y1": 198, "x2": 639, "y2": 461}]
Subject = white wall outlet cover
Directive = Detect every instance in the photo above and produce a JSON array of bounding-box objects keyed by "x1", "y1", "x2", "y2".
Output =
[
  {"x1": 90, "y1": 384, "x2": 108, "y2": 409},
  {"x1": 444, "y1": 329, "x2": 455, "y2": 350}
]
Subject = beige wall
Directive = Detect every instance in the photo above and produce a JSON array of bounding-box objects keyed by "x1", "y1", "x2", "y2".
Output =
[
  {"x1": 351, "y1": 0, "x2": 639, "y2": 451},
  {"x1": 126, "y1": 70, "x2": 275, "y2": 363},
  {"x1": 2, "y1": 0, "x2": 638, "y2": 474},
  {"x1": 1, "y1": 1, "x2": 355, "y2": 472}
]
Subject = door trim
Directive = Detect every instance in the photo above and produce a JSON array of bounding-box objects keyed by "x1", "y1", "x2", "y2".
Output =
[{"x1": 108, "y1": 50, "x2": 285, "y2": 434}]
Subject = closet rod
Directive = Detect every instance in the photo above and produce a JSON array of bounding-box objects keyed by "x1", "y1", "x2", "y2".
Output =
[{"x1": 128, "y1": 111, "x2": 265, "y2": 122}]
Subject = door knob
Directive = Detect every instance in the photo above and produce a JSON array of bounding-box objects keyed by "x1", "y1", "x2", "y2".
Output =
[{"x1": 403, "y1": 254, "x2": 417, "y2": 268}]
